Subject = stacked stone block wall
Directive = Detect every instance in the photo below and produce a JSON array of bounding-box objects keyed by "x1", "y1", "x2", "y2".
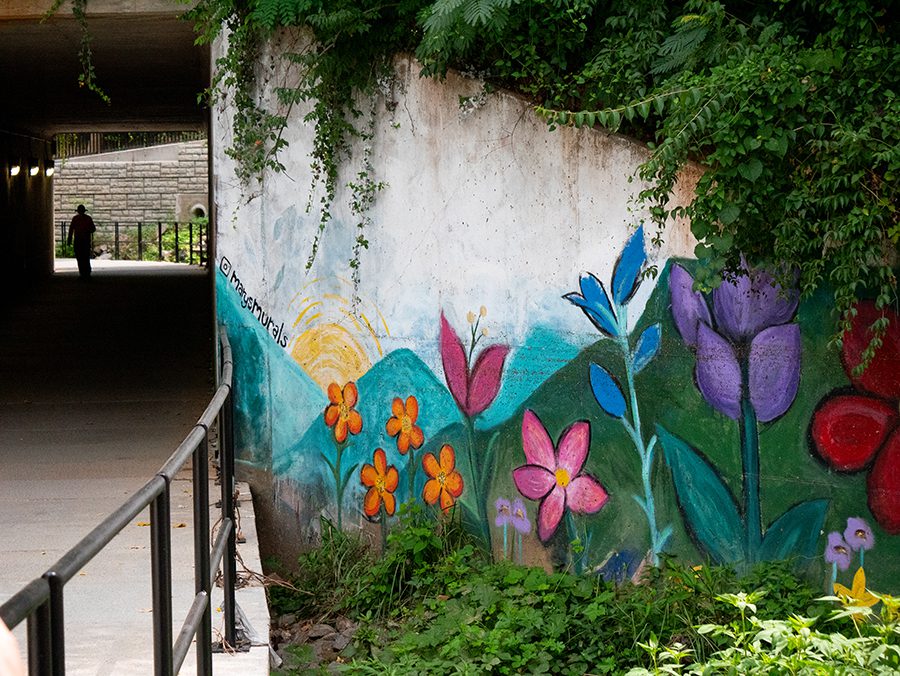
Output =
[{"x1": 53, "y1": 140, "x2": 208, "y2": 226}]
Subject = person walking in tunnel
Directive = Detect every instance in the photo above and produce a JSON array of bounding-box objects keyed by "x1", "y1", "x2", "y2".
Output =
[{"x1": 67, "y1": 204, "x2": 96, "y2": 279}]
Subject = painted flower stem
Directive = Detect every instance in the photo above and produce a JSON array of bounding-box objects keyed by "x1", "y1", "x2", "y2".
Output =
[
  {"x1": 379, "y1": 503, "x2": 388, "y2": 554},
  {"x1": 407, "y1": 450, "x2": 416, "y2": 504},
  {"x1": 516, "y1": 532, "x2": 522, "y2": 564},
  {"x1": 332, "y1": 440, "x2": 348, "y2": 530},
  {"x1": 464, "y1": 415, "x2": 490, "y2": 546},
  {"x1": 740, "y1": 396, "x2": 762, "y2": 563},
  {"x1": 502, "y1": 523, "x2": 509, "y2": 560},
  {"x1": 617, "y1": 321, "x2": 666, "y2": 566},
  {"x1": 565, "y1": 511, "x2": 584, "y2": 575}
]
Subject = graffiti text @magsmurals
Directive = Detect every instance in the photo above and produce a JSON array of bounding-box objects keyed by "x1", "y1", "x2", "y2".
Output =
[{"x1": 219, "y1": 256, "x2": 290, "y2": 348}]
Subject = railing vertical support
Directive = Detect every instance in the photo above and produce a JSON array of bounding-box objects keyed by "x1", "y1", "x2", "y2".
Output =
[
  {"x1": 157, "y1": 222, "x2": 163, "y2": 261},
  {"x1": 45, "y1": 572, "x2": 65, "y2": 676},
  {"x1": 138, "y1": 222, "x2": 143, "y2": 261},
  {"x1": 174, "y1": 223, "x2": 180, "y2": 264},
  {"x1": 220, "y1": 389, "x2": 237, "y2": 646},
  {"x1": 193, "y1": 434, "x2": 213, "y2": 676},
  {"x1": 114, "y1": 222, "x2": 119, "y2": 260},
  {"x1": 189, "y1": 222, "x2": 194, "y2": 265},
  {"x1": 27, "y1": 599, "x2": 53, "y2": 676},
  {"x1": 151, "y1": 485, "x2": 174, "y2": 676}
]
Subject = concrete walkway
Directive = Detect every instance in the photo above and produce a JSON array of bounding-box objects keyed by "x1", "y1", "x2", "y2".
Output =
[{"x1": 0, "y1": 260, "x2": 268, "y2": 674}]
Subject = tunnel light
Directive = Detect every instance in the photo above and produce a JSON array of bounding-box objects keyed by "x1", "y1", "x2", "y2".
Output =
[
  {"x1": 46, "y1": 161, "x2": 55, "y2": 177},
  {"x1": 9, "y1": 164, "x2": 20, "y2": 176},
  {"x1": 29, "y1": 160, "x2": 40, "y2": 177}
]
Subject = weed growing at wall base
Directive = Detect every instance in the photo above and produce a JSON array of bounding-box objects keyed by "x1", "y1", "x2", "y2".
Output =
[{"x1": 269, "y1": 507, "x2": 858, "y2": 675}]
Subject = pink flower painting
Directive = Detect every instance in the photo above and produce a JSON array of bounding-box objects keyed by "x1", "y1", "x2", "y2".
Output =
[{"x1": 513, "y1": 410, "x2": 609, "y2": 542}]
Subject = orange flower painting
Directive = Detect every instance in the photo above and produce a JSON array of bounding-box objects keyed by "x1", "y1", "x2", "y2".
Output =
[
  {"x1": 360, "y1": 449, "x2": 399, "y2": 517},
  {"x1": 385, "y1": 396, "x2": 425, "y2": 454},
  {"x1": 422, "y1": 444, "x2": 464, "y2": 512},
  {"x1": 324, "y1": 382, "x2": 363, "y2": 443}
]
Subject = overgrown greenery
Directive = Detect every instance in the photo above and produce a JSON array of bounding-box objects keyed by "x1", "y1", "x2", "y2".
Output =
[
  {"x1": 187, "y1": 0, "x2": 897, "y2": 335},
  {"x1": 188, "y1": 0, "x2": 421, "y2": 275},
  {"x1": 267, "y1": 508, "x2": 891, "y2": 675}
]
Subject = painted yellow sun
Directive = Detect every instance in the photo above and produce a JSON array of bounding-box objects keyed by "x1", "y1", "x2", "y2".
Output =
[{"x1": 289, "y1": 279, "x2": 388, "y2": 391}]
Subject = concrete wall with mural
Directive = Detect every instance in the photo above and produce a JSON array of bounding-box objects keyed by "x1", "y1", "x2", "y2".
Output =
[{"x1": 213, "y1": 54, "x2": 900, "y2": 590}]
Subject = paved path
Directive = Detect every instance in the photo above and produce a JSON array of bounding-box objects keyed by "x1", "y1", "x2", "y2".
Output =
[{"x1": 0, "y1": 260, "x2": 242, "y2": 674}]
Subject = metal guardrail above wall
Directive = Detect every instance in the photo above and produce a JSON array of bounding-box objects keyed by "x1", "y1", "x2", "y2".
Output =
[
  {"x1": 54, "y1": 132, "x2": 206, "y2": 160},
  {"x1": 0, "y1": 327, "x2": 238, "y2": 676}
]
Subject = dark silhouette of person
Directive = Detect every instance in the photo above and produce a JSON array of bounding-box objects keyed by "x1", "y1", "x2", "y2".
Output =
[{"x1": 67, "y1": 204, "x2": 96, "y2": 279}]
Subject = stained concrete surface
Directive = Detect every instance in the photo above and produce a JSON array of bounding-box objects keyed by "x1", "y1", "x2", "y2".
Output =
[{"x1": 0, "y1": 260, "x2": 267, "y2": 674}]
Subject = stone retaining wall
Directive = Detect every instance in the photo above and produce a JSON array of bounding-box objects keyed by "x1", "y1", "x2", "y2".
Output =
[{"x1": 53, "y1": 140, "x2": 208, "y2": 226}]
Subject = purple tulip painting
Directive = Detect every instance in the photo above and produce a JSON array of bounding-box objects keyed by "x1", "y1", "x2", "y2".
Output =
[
  {"x1": 670, "y1": 262, "x2": 801, "y2": 423},
  {"x1": 659, "y1": 260, "x2": 827, "y2": 570}
]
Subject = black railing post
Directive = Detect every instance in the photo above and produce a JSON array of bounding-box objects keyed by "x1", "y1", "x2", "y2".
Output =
[
  {"x1": 28, "y1": 599, "x2": 53, "y2": 675},
  {"x1": 157, "y1": 222, "x2": 163, "y2": 261},
  {"x1": 173, "y1": 223, "x2": 179, "y2": 264},
  {"x1": 193, "y1": 434, "x2": 213, "y2": 676},
  {"x1": 150, "y1": 484, "x2": 174, "y2": 676},
  {"x1": 189, "y1": 222, "x2": 194, "y2": 265},
  {"x1": 114, "y1": 222, "x2": 119, "y2": 260},
  {"x1": 138, "y1": 222, "x2": 143, "y2": 261},
  {"x1": 45, "y1": 572, "x2": 65, "y2": 676},
  {"x1": 220, "y1": 389, "x2": 237, "y2": 646}
]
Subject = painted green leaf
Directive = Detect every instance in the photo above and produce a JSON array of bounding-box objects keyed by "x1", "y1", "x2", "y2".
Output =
[
  {"x1": 657, "y1": 425, "x2": 744, "y2": 565},
  {"x1": 759, "y1": 499, "x2": 829, "y2": 562}
]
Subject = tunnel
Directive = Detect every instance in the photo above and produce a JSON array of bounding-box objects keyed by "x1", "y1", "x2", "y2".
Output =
[{"x1": 0, "y1": 0, "x2": 210, "y2": 290}]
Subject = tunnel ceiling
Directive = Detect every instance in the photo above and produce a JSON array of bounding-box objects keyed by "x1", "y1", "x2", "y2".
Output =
[{"x1": 0, "y1": 1, "x2": 209, "y2": 138}]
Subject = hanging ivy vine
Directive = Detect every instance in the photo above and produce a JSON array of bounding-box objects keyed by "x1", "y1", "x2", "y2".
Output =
[
  {"x1": 44, "y1": 0, "x2": 110, "y2": 103},
  {"x1": 186, "y1": 0, "x2": 896, "y2": 342},
  {"x1": 188, "y1": 0, "x2": 422, "y2": 277}
]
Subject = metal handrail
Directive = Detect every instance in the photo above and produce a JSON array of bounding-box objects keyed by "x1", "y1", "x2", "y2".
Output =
[
  {"x1": 56, "y1": 220, "x2": 208, "y2": 265},
  {"x1": 0, "y1": 326, "x2": 238, "y2": 676}
]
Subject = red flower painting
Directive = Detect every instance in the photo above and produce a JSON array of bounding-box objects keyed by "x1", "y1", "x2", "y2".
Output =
[{"x1": 811, "y1": 301, "x2": 900, "y2": 533}]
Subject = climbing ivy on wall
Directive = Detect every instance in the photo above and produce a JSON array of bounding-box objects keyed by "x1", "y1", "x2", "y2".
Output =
[{"x1": 189, "y1": 0, "x2": 897, "y2": 335}]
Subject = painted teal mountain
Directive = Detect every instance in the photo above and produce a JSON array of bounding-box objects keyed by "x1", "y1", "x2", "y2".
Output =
[
  {"x1": 216, "y1": 272, "x2": 322, "y2": 468},
  {"x1": 477, "y1": 325, "x2": 580, "y2": 429}
]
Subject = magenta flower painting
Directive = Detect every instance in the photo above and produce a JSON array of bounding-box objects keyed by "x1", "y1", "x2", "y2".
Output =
[
  {"x1": 513, "y1": 410, "x2": 609, "y2": 542},
  {"x1": 440, "y1": 312, "x2": 509, "y2": 418}
]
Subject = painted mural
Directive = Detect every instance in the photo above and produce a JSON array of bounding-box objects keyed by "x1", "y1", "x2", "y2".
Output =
[
  {"x1": 218, "y1": 221, "x2": 900, "y2": 592},
  {"x1": 210, "y1": 55, "x2": 899, "y2": 594}
]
